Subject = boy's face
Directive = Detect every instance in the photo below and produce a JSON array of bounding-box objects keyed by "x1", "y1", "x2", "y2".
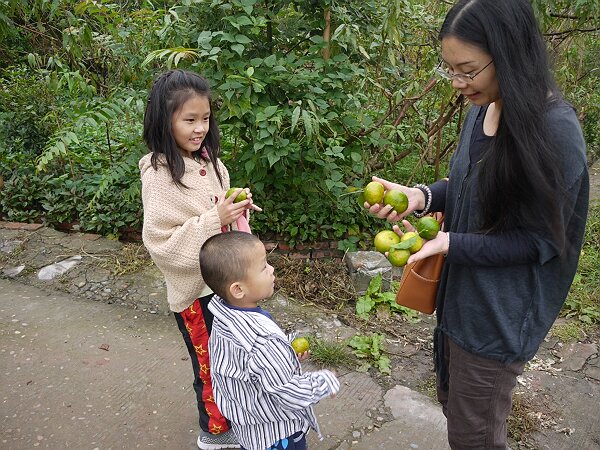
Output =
[{"x1": 231, "y1": 242, "x2": 275, "y2": 307}]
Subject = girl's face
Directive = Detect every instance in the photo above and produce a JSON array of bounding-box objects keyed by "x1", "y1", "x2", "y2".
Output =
[
  {"x1": 171, "y1": 94, "x2": 211, "y2": 157},
  {"x1": 440, "y1": 36, "x2": 500, "y2": 106}
]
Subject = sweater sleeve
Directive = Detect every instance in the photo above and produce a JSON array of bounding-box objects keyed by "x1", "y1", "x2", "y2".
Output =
[
  {"x1": 248, "y1": 339, "x2": 340, "y2": 411},
  {"x1": 429, "y1": 179, "x2": 448, "y2": 213},
  {"x1": 141, "y1": 166, "x2": 224, "y2": 272},
  {"x1": 446, "y1": 229, "x2": 538, "y2": 266}
]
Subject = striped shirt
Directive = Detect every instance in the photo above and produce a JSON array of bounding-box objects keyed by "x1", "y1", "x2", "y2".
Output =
[{"x1": 208, "y1": 296, "x2": 340, "y2": 450}]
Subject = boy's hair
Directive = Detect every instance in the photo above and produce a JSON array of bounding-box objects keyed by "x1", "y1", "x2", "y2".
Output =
[
  {"x1": 199, "y1": 231, "x2": 262, "y2": 300},
  {"x1": 142, "y1": 69, "x2": 223, "y2": 188}
]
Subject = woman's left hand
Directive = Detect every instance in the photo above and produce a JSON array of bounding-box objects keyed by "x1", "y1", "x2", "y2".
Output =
[{"x1": 393, "y1": 220, "x2": 449, "y2": 264}]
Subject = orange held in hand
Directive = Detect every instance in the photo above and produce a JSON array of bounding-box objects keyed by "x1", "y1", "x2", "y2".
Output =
[
  {"x1": 291, "y1": 337, "x2": 310, "y2": 354},
  {"x1": 225, "y1": 187, "x2": 248, "y2": 203},
  {"x1": 416, "y1": 216, "x2": 440, "y2": 240},
  {"x1": 400, "y1": 231, "x2": 423, "y2": 253},
  {"x1": 383, "y1": 189, "x2": 408, "y2": 214},
  {"x1": 374, "y1": 230, "x2": 401, "y2": 253},
  {"x1": 363, "y1": 181, "x2": 385, "y2": 205}
]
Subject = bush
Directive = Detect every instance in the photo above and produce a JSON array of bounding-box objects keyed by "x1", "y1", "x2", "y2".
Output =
[{"x1": 0, "y1": 166, "x2": 48, "y2": 223}]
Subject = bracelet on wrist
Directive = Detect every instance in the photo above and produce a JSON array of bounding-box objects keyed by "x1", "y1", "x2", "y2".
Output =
[{"x1": 413, "y1": 184, "x2": 432, "y2": 218}]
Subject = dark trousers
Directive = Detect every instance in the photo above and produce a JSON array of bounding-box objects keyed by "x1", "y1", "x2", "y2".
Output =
[
  {"x1": 437, "y1": 336, "x2": 525, "y2": 450},
  {"x1": 174, "y1": 293, "x2": 230, "y2": 435}
]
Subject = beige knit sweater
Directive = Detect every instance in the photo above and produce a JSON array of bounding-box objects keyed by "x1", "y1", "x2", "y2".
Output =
[{"x1": 139, "y1": 153, "x2": 230, "y2": 313}]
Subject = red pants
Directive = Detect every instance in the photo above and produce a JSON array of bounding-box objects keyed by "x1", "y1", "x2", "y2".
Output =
[{"x1": 174, "y1": 294, "x2": 230, "y2": 435}]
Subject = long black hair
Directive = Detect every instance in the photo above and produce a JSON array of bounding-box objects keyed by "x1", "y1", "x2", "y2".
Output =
[
  {"x1": 142, "y1": 69, "x2": 223, "y2": 188},
  {"x1": 440, "y1": 0, "x2": 565, "y2": 237}
]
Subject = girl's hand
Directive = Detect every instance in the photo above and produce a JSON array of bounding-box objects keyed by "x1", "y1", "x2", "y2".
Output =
[
  {"x1": 364, "y1": 176, "x2": 426, "y2": 222},
  {"x1": 217, "y1": 188, "x2": 252, "y2": 226},
  {"x1": 244, "y1": 189, "x2": 263, "y2": 212}
]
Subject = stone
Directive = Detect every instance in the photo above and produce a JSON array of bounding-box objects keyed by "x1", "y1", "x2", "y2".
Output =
[
  {"x1": 555, "y1": 342, "x2": 598, "y2": 372},
  {"x1": 583, "y1": 356, "x2": 600, "y2": 381},
  {"x1": 2, "y1": 265, "x2": 25, "y2": 277},
  {"x1": 37, "y1": 256, "x2": 83, "y2": 280},
  {"x1": 0, "y1": 239, "x2": 24, "y2": 253},
  {"x1": 344, "y1": 251, "x2": 402, "y2": 295}
]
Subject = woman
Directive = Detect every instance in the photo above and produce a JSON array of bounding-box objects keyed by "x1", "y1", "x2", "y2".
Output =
[{"x1": 366, "y1": 0, "x2": 589, "y2": 448}]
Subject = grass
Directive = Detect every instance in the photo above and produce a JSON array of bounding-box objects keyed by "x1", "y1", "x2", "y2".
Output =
[
  {"x1": 549, "y1": 321, "x2": 583, "y2": 342},
  {"x1": 308, "y1": 336, "x2": 355, "y2": 369},
  {"x1": 416, "y1": 374, "x2": 438, "y2": 400},
  {"x1": 507, "y1": 392, "x2": 541, "y2": 449},
  {"x1": 97, "y1": 243, "x2": 153, "y2": 276},
  {"x1": 561, "y1": 202, "x2": 600, "y2": 326}
]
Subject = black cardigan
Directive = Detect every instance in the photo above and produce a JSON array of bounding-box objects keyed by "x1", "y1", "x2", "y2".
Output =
[{"x1": 432, "y1": 101, "x2": 589, "y2": 379}]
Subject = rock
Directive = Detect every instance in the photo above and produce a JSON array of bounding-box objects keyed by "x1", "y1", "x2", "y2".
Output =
[
  {"x1": 37, "y1": 256, "x2": 83, "y2": 280},
  {"x1": 345, "y1": 251, "x2": 402, "y2": 295},
  {"x1": 1, "y1": 239, "x2": 24, "y2": 253},
  {"x1": 583, "y1": 356, "x2": 600, "y2": 381},
  {"x1": 555, "y1": 342, "x2": 598, "y2": 372},
  {"x1": 2, "y1": 265, "x2": 25, "y2": 277}
]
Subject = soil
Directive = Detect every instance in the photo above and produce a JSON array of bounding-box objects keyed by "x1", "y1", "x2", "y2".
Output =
[{"x1": 1, "y1": 215, "x2": 599, "y2": 448}]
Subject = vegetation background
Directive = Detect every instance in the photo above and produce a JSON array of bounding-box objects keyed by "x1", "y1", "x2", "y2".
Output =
[{"x1": 0, "y1": 0, "x2": 598, "y2": 324}]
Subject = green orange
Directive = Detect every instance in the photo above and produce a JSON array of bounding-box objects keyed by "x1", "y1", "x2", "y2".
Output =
[
  {"x1": 374, "y1": 230, "x2": 401, "y2": 253},
  {"x1": 291, "y1": 337, "x2": 310, "y2": 354},
  {"x1": 383, "y1": 189, "x2": 409, "y2": 214},
  {"x1": 388, "y1": 248, "x2": 411, "y2": 267},
  {"x1": 400, "y1": 231, "x2": 423, "y2": 254},
  {"x1": 226, "y1": 187, "x2": 247, "y2": 203},
  {"x1": 416, "y1": 216, "x2": 440, "y2": 240},
  {"x1": 364, "y1": 181, "x2": 385, "y2": 205}
]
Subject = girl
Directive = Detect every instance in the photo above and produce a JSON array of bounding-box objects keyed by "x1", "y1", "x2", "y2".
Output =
[
  {"x1": 366, "y1": 0, "x2": 589, "y2": 448},
  {"x1": 140, "y1": 69, "x2": 258, "y2": 449}
]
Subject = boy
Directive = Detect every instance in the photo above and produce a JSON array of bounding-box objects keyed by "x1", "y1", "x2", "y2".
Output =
[{"x1": 199, "y1": 231, "x2": 340, "y2": 450}]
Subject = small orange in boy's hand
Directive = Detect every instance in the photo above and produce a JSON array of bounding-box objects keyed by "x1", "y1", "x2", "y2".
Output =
[{"x1": 291, "y1": 337, "x2": 310, "y2": 354}]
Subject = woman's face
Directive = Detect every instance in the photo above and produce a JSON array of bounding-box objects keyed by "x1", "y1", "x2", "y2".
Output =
[{"x1": 440, "y1": 36, "x2": 500, "y2": 106}]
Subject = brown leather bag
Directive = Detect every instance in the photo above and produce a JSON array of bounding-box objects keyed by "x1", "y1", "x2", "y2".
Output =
[{"x1": 395, "y1": 214, "x2": 445, "y2": 315}]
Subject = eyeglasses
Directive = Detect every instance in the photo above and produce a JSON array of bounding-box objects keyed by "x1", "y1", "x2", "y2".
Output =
[{"x1": 434, "y1": 60, "x2": 493, "y2": 84}]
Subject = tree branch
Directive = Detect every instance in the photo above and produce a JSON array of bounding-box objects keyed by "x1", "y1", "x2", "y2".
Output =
[{"x1": 544, "y1": 26, "x2": 600, "y2": 37}]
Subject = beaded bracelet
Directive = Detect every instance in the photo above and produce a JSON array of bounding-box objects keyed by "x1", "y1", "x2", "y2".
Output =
[{"x1": 413, "y1": 184, "x2": 432, "y2": 218}]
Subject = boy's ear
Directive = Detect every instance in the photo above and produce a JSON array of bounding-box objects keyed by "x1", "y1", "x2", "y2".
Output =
[{"x1": 229, "y1": 281, "x2": 244, "y2": 300}]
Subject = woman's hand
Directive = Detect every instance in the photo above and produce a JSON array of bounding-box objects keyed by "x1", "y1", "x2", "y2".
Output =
[
  {"x1": 365, "y1": 176, "x2": 426, "y2": 222},
  {"x1": 389, "y1": 220, "x2": 449, "y2": 264}
]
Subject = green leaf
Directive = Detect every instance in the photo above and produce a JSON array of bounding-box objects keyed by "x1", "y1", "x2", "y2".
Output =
[
  {"x1": 267, "y1": 153, "x2": 280, "y2": 167},
  {"x1": 231, "y1": 44, "x2": 245, "y2": 56},
  {"x1": 263, "y1": 105, "x2": 278, "y2": 118},
  {"x1": 264, "y1": 54, "x2": 277, "y2": 67},
  {"x1": 302, "y1": 109, "x2": 313, "y2": 141},
  {"x1": 390, "y1": 237, "x2": 415, "y2": 250},
  {"x1": 235, "y1": 34, "x2": 252, "y2": 44},
  {"x1": 291, "y1": 106, "x2": 301, "y2": 133}
]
